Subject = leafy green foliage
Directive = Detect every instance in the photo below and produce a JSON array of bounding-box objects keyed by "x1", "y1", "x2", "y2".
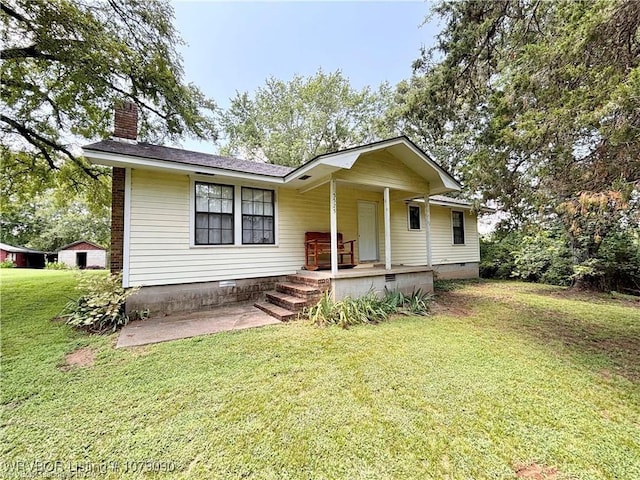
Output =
[
  {"x1": 60, "y1": 273, "x2": 139, "y2": 333},
  {"x1": 481, "y1": 229, "x2": 575, "y2": 286},
  {"x1": 0, "y1": 259, "x2": 16, "y2": 268},
  {"x1": 45, "y1": 261, "x2": 72, "y2": 270},
  {"x1": 571, "y1": 230, "x2": 640, "y2": 292},
  {"x1": 306, "y1": 291, "x2": 392, "y2": 328},
  {"x1": 306, "y1": 289, "x2": 432, "y2": 327},
  {"x1": 512, "y1": 234, "x2": 574, "y2": 287},
  {"x1": 383, "y1": 288, "x2": 433, "y2": 316},
  {"x1": 1, "y1": 0, "x2": 216, "y2": 194},
  {"x1": 1, "y1": 191, "x2": 110, "y2": 252},
  {"x1": 481, "y1": 226, "x2": 640, "y2": 291},
  {"x1": 393, "y1": 0, "x2": 640, "y2": 282},
  {"x1": 220, "y1": 69, "x2": 394, "y2": 166}
]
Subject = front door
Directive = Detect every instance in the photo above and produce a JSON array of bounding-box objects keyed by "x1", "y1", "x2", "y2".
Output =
[{"x1": 357, "y1": 201, "x2": 378, "y2": 261}]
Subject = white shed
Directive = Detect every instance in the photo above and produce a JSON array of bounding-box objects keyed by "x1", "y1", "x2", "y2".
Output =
[{"x1": 57, "y1": 240, "x2": 106, "y2": 269}]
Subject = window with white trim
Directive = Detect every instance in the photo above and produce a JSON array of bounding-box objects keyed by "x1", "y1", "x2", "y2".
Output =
[
  {"x1": 452, "y1": 211, "x2": 465, "y2": 245},
  {"x1": 242, "y1": 187, "x2": 275, "y2": 244},
  {"x1": 408, "y1": 204, "x2": 421, "y2": 230},
  {"x1": 195, "y1": 182, "x2": 234, "y2": 245}
]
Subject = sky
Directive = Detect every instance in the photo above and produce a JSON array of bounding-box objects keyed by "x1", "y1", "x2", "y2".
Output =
[{"x1": 171, "y1": 0, "x2": 440, "y2": 153}]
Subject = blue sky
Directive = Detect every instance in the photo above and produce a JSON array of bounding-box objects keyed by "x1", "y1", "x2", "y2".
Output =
[{"x1": 172, "y1": 1, "x2": 439, "y2": 152}]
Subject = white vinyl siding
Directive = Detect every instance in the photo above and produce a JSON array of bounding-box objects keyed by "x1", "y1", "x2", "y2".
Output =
[
  {"x1": 430, "y1": 205, "x2": 480, "y2": 264},
  {"x1": 129, "y1": 170, "x2": 383, "y2": 286},
  {"x1": 127, "y1": 170, "x2": 480, "y2": 286},
  {"x1": 334, "y1": 151, "x2": 430, "y2": 193},
  {"x1": 390, "y1": 202, "x2": 428, "y2": 266}
]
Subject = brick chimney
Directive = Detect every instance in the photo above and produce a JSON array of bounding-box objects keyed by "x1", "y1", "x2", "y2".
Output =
[{"x1": 113, "y1": 100, "x2": 138, "y2": 141}]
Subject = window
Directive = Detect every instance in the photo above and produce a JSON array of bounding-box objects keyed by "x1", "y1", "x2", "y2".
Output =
[
  {"x1": 195, "y1": 182, "x2": 234, "y2": 245},
  {"x1": 452, "y1": 211, "x2": 465, "y2": 245},
  {"x1": 242, "y1": 187, "x2": 275, "y2": 244},
  {"x1": 408, "y1": 205, "x2": 421, "y2": 230}
]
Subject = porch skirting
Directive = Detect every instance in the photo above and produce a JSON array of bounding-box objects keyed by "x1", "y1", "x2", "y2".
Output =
[{"x1": 299, "y1": 265, "x2": 434, "y2": 300}]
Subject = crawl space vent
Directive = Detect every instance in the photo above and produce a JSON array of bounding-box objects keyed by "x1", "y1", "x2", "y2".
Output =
[{"x1": 385, "y1": 274, "x2": 396, "y2": 283}]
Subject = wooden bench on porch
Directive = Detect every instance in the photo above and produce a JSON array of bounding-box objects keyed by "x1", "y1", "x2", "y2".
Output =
[{"x1": 304, "y1": 232, "x2": 356, "y2": 271}]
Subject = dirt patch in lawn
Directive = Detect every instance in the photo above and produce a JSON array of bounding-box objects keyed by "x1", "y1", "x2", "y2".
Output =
[
  {"x1": 60, "y1": 347, "x2": 95, "y2": 370},
  {"x1": 515, "y1": 463, "x2": 559, "y2": 480},
  {"x1": 431, "y1": 291, "x2": 474, "y2": 317}
]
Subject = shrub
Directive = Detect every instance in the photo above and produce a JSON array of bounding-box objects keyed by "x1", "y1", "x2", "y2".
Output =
[
  {"x1": 572, "y1": 230, "x2": 640, "y2": 292},
  {"x1": 305, "y1": 289, "x2": 432, "y2": 328},
  {"x1": 60, "y1": 273, "x2": 139, "y2": 334},
  {"x1": 512, "y1": 232, "x2": 573, "y2": 286},
  {"x1": 384, "y1": 288, "x2": 433, "y2": 315},
  {"x1": 481, "y1": 229, "x2": 573, "y2": 286},
  {"x1": 45, "y1": 261, "x2": 71, "y2": 270},
  {"x1": 306, "y1": 291, "x2": 389, "y2": 328},
  {"x1": 0, "y1": 259, "x2": 16, "y2": 268},
  {"x1": 480, "y1": 233, "x2": 522, "y2": 279}
]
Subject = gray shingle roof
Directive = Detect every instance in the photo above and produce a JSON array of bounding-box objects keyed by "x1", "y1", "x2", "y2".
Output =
[{"x1": 83, "y1": 140, "x2": 294, "y2": 177}]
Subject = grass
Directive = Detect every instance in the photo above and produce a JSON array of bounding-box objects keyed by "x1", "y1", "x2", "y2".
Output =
[{"x1": 1, "y1": 270, "x2": 639, "y2": 479}]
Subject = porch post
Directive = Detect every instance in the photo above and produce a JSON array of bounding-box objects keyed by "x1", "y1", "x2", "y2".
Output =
[
  {"x1": 424, "y1": 193, "x2": 432, "y2": 267},
  {"x1": 384, "y1": 187, "x2": 391, "y2": 270},
  {"x1": 330, "y1": 177, "x2": 338, "y2": 275}
]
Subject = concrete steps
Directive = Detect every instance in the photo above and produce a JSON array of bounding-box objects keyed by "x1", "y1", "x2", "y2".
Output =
[{"x1": 255, "y1": 272, "x2": 330, "y2": 321}]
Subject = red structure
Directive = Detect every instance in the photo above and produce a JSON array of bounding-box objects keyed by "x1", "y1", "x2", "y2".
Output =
[{"x1": 0, "y1": 243, "x2": 46, "y2": 268}]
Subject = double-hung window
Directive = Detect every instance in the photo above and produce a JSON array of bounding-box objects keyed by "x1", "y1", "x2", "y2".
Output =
[
  {"x1": 242, "y1": 187, "x2": 275, "y2": 244},
  {"x1": 452, "y1": 211, "x2": 465, "y2": 245},
  {"x1": 195, "y1": 182, "x2": 234, "y2": 245}
]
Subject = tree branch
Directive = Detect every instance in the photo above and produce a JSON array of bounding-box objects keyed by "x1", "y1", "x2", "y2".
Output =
[
  {"x1": 1, "y1": 45, "x2": 57, "y2": 61},
  {"x1": 1, "y1": 2, "x2": 32, "y2": 26},
  {"x1": 0, "y1": 114, "x2": 99, "y2": 180}
]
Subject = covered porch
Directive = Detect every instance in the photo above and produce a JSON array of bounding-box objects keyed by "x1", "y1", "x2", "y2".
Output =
[{"x1": 286, "y1": 137, "x2": 461, "y2": 274}]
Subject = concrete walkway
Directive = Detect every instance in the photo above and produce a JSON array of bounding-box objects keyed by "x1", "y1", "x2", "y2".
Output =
[{"x1": 116, "y1": 302, "x2": 281, "y2": 348}]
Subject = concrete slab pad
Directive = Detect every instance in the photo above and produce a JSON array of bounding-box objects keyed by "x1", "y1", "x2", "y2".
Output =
[{"x1": 116, "y1": 302, "x2": 281, "y2": 348}]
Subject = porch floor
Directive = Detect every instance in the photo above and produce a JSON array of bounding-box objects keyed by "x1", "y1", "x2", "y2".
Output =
[
  {"x1": 116, "y1": 302, "x2": 281, "y2": 348},
  {"x1": 299, "y1": 264, "x2": 433, "y2": 279}
]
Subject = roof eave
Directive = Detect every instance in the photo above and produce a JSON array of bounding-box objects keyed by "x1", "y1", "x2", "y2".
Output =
[
  {"x1": 83, "y1": 148, "x2": 287, "y2": 184},
  {"x1": 283, "y1": 136, "x2": 462, "y2": 193}
]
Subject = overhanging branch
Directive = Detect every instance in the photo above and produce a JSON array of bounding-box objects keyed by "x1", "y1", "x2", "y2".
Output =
[{"x1": 0, "y1": 114, "x2": 99, "y2": 180}]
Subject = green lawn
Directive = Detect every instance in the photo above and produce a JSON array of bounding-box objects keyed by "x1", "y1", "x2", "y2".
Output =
[{"x1": 1, "y1": 269, "x2": 639, "y2": 479}]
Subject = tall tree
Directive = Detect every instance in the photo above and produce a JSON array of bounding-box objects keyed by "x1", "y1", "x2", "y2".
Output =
[
  {"x1": 1, "y1": 0, "x2": 216, "y2": 191},
  {"x1": 394, "y1": 0, "x2": 640, "y2": 286},
  {"x1": 0, "y1": 192, "x2": 110, "y2": 253},
  {"x1": 220, "y1": 70, "x2": 394, "y2": 167}
]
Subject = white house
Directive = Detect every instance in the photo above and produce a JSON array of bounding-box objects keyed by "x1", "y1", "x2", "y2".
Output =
[
  {"x1": 57, "y1": 240, "x2": 106, "y2": 269},
  {"x1": 82, "y1": 102, "x2": 488, "y2": 319}
]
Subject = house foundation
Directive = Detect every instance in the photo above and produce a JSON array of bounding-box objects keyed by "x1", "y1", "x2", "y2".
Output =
[
  {"x1": 126, "y1": 275, "x2": 288, "y2": 316},
  {"x1": 433, "y1": 262, "x2": 480, "y2": 280}
]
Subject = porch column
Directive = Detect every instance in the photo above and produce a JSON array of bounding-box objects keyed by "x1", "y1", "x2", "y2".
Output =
[
  {"x1": 384, "y1": 187, "x2": 391, "y2": 270},
  {"x1": 330, "y1": 177, "x2": 338, "y2": 275},
  {"x1": 424, "y1": 193, "x2": 432, "y2": 267}
]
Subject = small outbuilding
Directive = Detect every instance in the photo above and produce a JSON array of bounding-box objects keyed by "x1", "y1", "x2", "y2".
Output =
[
  {"x1": 0, "y1": 242, "x2": 46, "y2": 268},
  {"x1": 57, "y1": 240, "x2": 107, "y2": 269}
]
